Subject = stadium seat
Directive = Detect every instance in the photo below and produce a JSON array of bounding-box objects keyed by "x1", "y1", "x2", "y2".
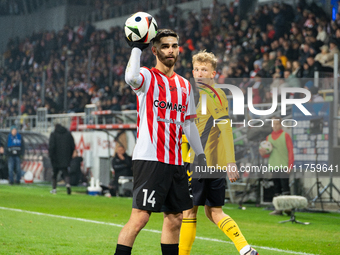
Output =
[{"x1": 273, "y1": 195, "x2": 310, "y2": 225}]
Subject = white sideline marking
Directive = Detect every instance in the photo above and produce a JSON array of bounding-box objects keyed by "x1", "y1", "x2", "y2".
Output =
[{"x1": 0, "y1": 206, "x2": 317, "y2": 255}]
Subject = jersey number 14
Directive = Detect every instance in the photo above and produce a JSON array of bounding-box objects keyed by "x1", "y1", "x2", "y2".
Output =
[{"x1": 142, "y1": 189, "x2": 156, "y2": 207}]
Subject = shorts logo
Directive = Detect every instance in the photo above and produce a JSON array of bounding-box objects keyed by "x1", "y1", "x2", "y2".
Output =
[{"x1": 154, "y1": 100, "x2": 186, "y2": 113}]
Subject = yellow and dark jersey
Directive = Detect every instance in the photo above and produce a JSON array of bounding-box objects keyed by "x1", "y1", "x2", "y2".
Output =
[
  {"x1": 181, "y1": 134, "x2": 190, "y2": 163},
  {"x1": 182, "y1": 85, "x2": 236, "y2": 166}
]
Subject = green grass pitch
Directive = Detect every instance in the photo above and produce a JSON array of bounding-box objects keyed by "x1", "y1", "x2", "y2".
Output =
[{"x1": 0, "y1": 184, "x2": 339, "y2": 254}]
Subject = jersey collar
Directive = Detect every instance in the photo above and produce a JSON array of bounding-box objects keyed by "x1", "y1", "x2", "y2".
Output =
[
  {"x1": 272, "y1": 129, "x2": 283, "y2": 135},
  {"x1": 151, "y1": 67, "x2": 177, "y2": 79}
]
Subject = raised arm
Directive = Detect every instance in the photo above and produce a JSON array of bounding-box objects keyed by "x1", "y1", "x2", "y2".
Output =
[
  {"x1": 125, "y1": 48, "x2": 144, "y2": 89},
  {"x1": 125, "y1": 40, "x2": 150, "y2": 89}
]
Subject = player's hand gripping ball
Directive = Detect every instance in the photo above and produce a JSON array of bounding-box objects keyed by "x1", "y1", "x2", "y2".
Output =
[
  {"x1": 125, "y1": 12, "x2": 158, "y2": 44},
  {"x1": 259, "y1": 140, "x2": 273, "y2": 154}
]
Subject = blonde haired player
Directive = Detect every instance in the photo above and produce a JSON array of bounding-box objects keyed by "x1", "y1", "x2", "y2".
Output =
[{"x1": 179, "y1": 51, "x2": 259, "y2": 255}]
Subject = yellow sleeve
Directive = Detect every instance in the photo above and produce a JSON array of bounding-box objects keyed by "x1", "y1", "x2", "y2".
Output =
[
  {"x1": 206, "y1": 90, "x2": 236, "y2": 164},
  {"x1": 185, "y1": 149, "x2": 194, "y2": 163},
  {"x1": 182, "y1": 134, "x2": 190, "y2": 162},
  {"x1": 182, "y1": 134, "x2": 188, "y2": 143}
]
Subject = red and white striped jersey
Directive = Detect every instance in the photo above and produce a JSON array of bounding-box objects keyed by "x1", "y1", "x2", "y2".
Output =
[{"x1": 130, "y1": 67, "x2": 196, "y2": 165}]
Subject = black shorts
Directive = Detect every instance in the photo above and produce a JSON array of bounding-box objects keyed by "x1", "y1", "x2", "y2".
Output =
[
  {"x1": 132, "y1": 160, "x2": 193, "y2": 212},
  {"x1": 191, "y1": 178, "x2": 226, "y2": 207},
  {"x1": 185, "y1": 161, "x2": 225, "y2": 206}
]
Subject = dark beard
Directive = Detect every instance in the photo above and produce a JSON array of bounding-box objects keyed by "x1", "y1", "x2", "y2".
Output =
[{"x1": 157, "y1": 49, "x2": 178, "y2": 68}]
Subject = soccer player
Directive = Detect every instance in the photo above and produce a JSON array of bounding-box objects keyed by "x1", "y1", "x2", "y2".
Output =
[
  {"x1": 114, "y1": 29, "x2": 207, "y2": 255},
  {"x1": 179, "y1": 51, "x2": 259, "y2": 255}
]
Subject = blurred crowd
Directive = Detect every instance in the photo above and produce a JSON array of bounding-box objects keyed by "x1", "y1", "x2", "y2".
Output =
[
  {"x1": 90, "y1": 0, "x2": 193, "y2": 21},
  {"x1": 1, "y1": 0, "x2": 339, "y2": 127},
  {"x1": 0, "y1": 0, "x2": 24, "y2": 15}
]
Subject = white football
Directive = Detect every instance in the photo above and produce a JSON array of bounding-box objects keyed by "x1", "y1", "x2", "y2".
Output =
[
  {"x1": 125, "y1": 12, "x2": 158, "y2": 43},
  {"x1": 259, "y1": 140, "x2": 273, "y2": 154}
]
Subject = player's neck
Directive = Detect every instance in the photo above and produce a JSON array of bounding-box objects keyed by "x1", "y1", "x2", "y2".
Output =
[
  {"x1": 198, "y1": 81, "x2": 215, "y2": 89},
  {"x1": 155, "y1": 63, "x2": 175, "y2": 77}
]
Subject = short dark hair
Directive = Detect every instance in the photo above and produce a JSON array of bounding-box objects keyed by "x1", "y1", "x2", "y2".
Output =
[
  {"x1": 310, "y1": 86, "x2": 319, "y2": 95},
  {"x1": 152, "y1": 29, "x2": 179, "y2": 45}
]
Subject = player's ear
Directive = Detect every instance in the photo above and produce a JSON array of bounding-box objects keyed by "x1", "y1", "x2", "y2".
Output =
[
  {"x1": 151, "y1": 45, "x2": 157, "y2": 56},
  {"x1": 211, "y1": 70, "x2": 216, "y2": 78}
]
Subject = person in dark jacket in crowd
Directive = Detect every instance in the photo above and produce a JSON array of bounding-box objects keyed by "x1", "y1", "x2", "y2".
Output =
[
  {"x1": 110, "y1": 145, "x2": 132, "y2": 196},
  {"x1": 5, "y1": 126, "x2": 25, "y2": 184},
  {"x1": 48, "y1": 123, "x2": 75, "y2": 194}
]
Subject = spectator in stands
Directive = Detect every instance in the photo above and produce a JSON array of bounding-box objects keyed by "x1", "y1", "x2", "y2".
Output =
[
  {"x1": 251, "y1": 74, "x2": 265, "y2": 105},
  {"x1": 5, "y1": 125, "x2": 25, "y2": 184},
  {"x1": 262, "y1": 87, "x2": 273, "y2": 104},
  {"x1": 299, "y1": 43, "x2": 311, "y2": 65},
  {"x1": 48, "y1": 123, "x2": 75, "y2": 195},
  {"x1": 307, "y1": 36, "x2": 323, "y2": 55},
  {"x1": 277, "y1": 49, "x2": 288, "y2": 68},
  {"x1": 309, "y1": 86, "x2": 324, "y2": 102},
  {"x1": 302, "y1": 61, "x2": 311, "y2": 78},
  {"x1": 266, "y1": 23, "x2": 275, "y2": 41},
  {"x1": 281, "y1": 39, "x2": 294, "y2": 61},
  {"x1": 291, "y1": 40, "x2": 301, "y2": 61},
  {"x1": 271, "y1": 59, "x2": 284, "y2": 78},
  {"x1": 264, "y1": 51, "x2": 276, "y2": 74},
  {"x1": 84, "y1": 20, "x2": 95, "y2": 42},
  {"x1": 334, "y1": 28, "x2": 340, "y2": 48},
  {"x1": 272, "y1": 5, "x2": 287, "y2": 38},
  {"x1": 270, "y1": 76, "x2": 284, "y2": 98},
  {"x1": 316, "y1": 25, "x2": 328, "y2": 43},
  {"x1": 292, "y1": 60, "x2": 303, "y2": 78},
  {"x1": 285, "y1": 60, "x2": 292, "y2": 71},
  {"x1": 306, "y1": 55, "x2": 322, "y2": 77},
  {"x1": 290, "y1": 25, "x2": 304, "y2": 44},
  {"x1": 110, "y1": 96, "x2": 121, "y2": 111},
  {"x1": 250, "y1": 60, "x2": 262, "y2": 78},
  {"x1": 327, "y1": 39, "x2": 340, "y2": 67},
  {"x1": 283, "y1": 69, "x2": 300, "y2": 89},
  {"x1": 315, "y1": 45, "x2": 334, "y2": 72}
]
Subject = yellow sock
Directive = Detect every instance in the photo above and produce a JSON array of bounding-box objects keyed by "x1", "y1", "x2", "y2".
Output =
[
  {"x1": 179, "y1": 218, "x2": 197, "y2": 255},
  {"x1": 218, "y1": 216, "x2": 249, "y2": 253}
]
